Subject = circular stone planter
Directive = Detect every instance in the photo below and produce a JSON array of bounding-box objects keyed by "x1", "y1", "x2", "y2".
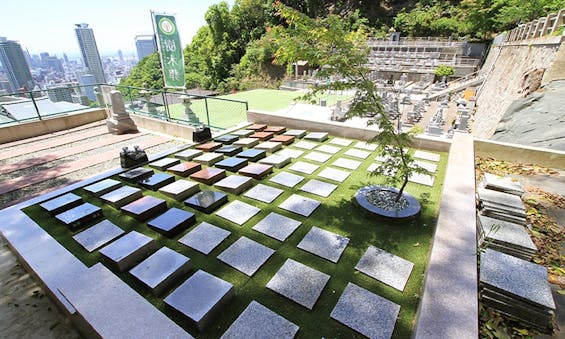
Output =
[{"x1": 355, "y1": 185, "x2": 421, "y2": 219}]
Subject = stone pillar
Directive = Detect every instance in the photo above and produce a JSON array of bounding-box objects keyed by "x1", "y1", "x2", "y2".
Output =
[
  {"x1": 179, "y1": 94, "x2": 200, "y2": 124},
  {"x1": 106, "y1": 90, "x2": 138, "y2": 134}
]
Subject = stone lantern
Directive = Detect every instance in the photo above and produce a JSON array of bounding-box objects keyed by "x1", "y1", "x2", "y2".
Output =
[{"x1": 179, "y1": 93, "x2": 200, "y2": 124}]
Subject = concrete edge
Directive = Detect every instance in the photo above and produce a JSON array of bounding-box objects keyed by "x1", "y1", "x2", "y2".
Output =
[{"x1": 475, "y1": 138, "x2": 565, "y2": 169}]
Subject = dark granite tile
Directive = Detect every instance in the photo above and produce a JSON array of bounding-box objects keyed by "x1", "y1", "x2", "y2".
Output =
[
  {"x1": 215, "y1": 157, "x2": 249, "y2": 172},
  {"x1": 216, "y1": 145, "x2": 243, "y2": 156},
  {"x1": 121, "y1": 196, "x2": 168, "y2": 221},
  {"x1": 147, "y1": 208, "x2": 196, "y2": 237},
  {"x1": 55, "y1": 203, "x2": 103, "y2": 229},
  {"x1": 138, "y1": 173, "x2": 176, "y2": 191},
  {"x1": 214, "y1": 134, "x2": 239, "y2": 144},
  {"x1": 40, "y1": 193, "x2": 83, "y2": 215},
  {"x1": 235, "y1": 149, "x2": 266, "y2": 162},
  {"x1": 167, "y1": 162, "x2": 202, "y2": 177},
  {"x1": 119, "y1": 167, "x2": 154, "y2": 182},
  {"x1": 184, "y1": 190, "x2": 228, "y2": 213}
]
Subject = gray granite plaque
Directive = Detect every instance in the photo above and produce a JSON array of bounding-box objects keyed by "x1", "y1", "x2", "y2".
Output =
[
  {"x1": 303, "y1": 151, "x2": 331, "y2": 163},
  {"x1": 259, "y1": 154, "x2": 291, "y2": 168},
  {"x1": 244, "y1": 184, "x2": 284, "y2": 204},
  {"x1": 269, "y1": 172, "x2": 305, "y2": 188},
  {"x1": 99, "y1": 231, "x2": 156, "y2": 272},
  {"x1": 101, "y1": 186, "x2": 143, "y2": 208},
  {"x1": 316, "y1": 144, "x2": 341, "y2": 154},
  {"x1": 130, "y1": 247, "x2": 191, "y2": 295},
  {"x1": 73, "y1": 220, "x2": 125, "y2": 252},
  {"x1": 279, "y1": 194, "x2": 321, "y2": 217},
  {"x1": 332, "y1": 158, "x2": 361, "y2": 170},
  {"x1": 83, "y1": 179, "x2": 122, "y2": 197},
  {"x1": 353, "y1": 141, "x2": 377, "y2": 151},
  {"x1": 217, "y1": 236, "x2": 275, "y2": 276},
  {"x1": 330, "y1": 138, "x2": 353, "y2": 146},
  {"x1": 179, "y1": 222, "x2": 231, "y2": 255},
  {"x1": 413, "y1": 150, "x2": 440, "y2": 162},
  {"x1": 318, "y1": 167, "x2": 351, "y2": 183},
  {"x1": 355, "y1": 245, "x2": 414, "y2": 291},
  {"x1": 300, "y1": 179, "x2": 337, "y2": 198},
  {"x1": 214, "y1": 175, "x2": 253, "y2": 195},
  {"x1": 284, "y1": 129, "x2": 307, "y2": 138},
  {"x1": 297, "y1": 226, "x2": 349, "y2": 263},
  {"x1": 233, "y1": 137, "x2": 260, "y2": 148},
  {"x1": 193, "y1": 152, "x2": 224, "y2": 165},
  {"x1": 149, "y1": 158, "x2": 180, "y2": 170},
  {"x1": 158, "y1": 180, "x2": 200, "y2": 201},
  {"x1": 255, "y1": 141, "x2": 283, "y2": 153},
  {"x1": 304, "y1": 132, "x2": 328, "y2": 142},
  {"x1": 216, "y1": 200, "x2": 261, "y2": 225},
  {"x1": 288, "y1": 161, "x2": 319, "y2": 175},
  {"x1": 276, "y1": 148, "x2": 304, "y2": 159},
  {"x1": 344, "y1": 148, "x2": 371, "y2": 159},
  {"x1": 252, "y1": 212, "x2": 302, "y2": 241},
  {"x1": 175, "y1": 149, "x2": 203, "y2": 161},
  {"x1": 293, "y1": 141, "x2": 318, "y2": 150}
]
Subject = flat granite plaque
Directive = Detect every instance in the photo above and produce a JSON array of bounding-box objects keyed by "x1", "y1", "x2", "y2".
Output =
[
  {"x1": 193, "y1": 152, "x2": 224, "y2": 166},
  {"x1": 259, "y1": 154, "x2": 291, "y2": 168},
  {"x1": 214, "y1": 175, "x2": 253, "y2": 195},
  {"x1": 83, "y1": 179, "x2": 122, "y2": 197},
  {"x1": 231, "y1": 129, "x2": 254, "y2": 137},
  {"x1": 413, "y1": 160, "x2": 437, "y2": 173},
  {"x1": 236, "y1": 148, "x2": 267, "y2": 162},
  {"x1": 284, "y1": 129, "x2": 307, "y2": 138},
  {"x1": 269, "y1": 171, "x2": 304, "y2": 188},
  {"x1": 248, "y1": 124, "x2": 267, "y2": 131},
  {"x1": 293, "y1": 140, "x2": 318, "y2": 150},
  {"x1": 355, "y1": 245, "x2": 414, "y2": 291},
  {"x1": 244, "y1": 183, "x2": 283, "y2": 204},
  {"x1": 276, "y1": 148, "x2": 304, "y2": 159},
  {"x1": 100, "y1": 186, "x2": 143, "y2": 208},
  {"x1": 121, "y1": 196, "x2": 168, "y2": 221},
  {"x1": 184, "y1": 190, "x2": 228, "y2": 213},
  {"x1": 167, "y1": 162, "x2": 202, "y2": 177},
  {"x1": 330, "y1": 138, "x2": 353, "y2": 146},
  {"x1": 255, "y1": 141, "x2": 282, "y2": 153},
  {"x1": 147, "y1": 208, "x2": 196, "y2": 237},
  {"x1": 252, "y1": 212, "x2": 301, "y2": 241},
  {"x1": 316, "y1": 144, "x2": 341, "y2": 154},
  {"x1": 266, "y1": 259, "x2": 330, "y2": 310},
  {"x1": 99, "y1": 231, "x2": 156, "y2": 272},
  {"x1": 216, "y1": 200, "x2": 260, "y2": 226},
  {"x1": 409, "y1": 173, "x2": 435, "y2": 187},
  {"x1": 353, "y1": 141, "x2": 377, "y2": 151},
  {"x1": 55, "y1": 203, "x2": 103, "y2": 229},
  {"x1": 264, "y1": 126, "x2": 286, "y2": 134},
  {"x1": 288, "y1": 161, "x2": 319, "y2": 175},
  {"x1": 297, "y1": 226, "x2": 349, "y2": 263},
  {"x1": 195, "y1": 141, "x2": 223, "y2": 152},
  {"x1": 233, "y1": 137, "x2": 260, "y2": 148},
  {"x1": 164, "y1": 270, "x2": 235, "y2": 331},
  {"x1": 130, "y1": 247, "x2": 191, "y2": 296},
  {"x1": 271, "y1": 135, "x2": 295, "y2": 145},
  {"x1": 331, "y1": 282, "x2": 400, "y2": 339},
  {"x1": 318, "y1": 167, "x2": 351, "y2": 183},
  {"x1": 119, "y1": 167, "x2": 154, "y2": 182},
  {"x1": 300, "y1": 179, "x2": 337, "y2": 198},
  {"x1": 221, "y1": 301, "x2": 299, "y2": 339},
  {"x1": 179, "y1": 222, "x2": 231, "y2": 255},
  {"x1": 304, "y1": 132, "x2": 329, "y2": 142},
  {"x1": 303, "y1": 151, "x2": 331, "y2": 163},
  {"x1": 215, "y1": 134, "x2": 239, "y2": 144},
  {"x1": 249, "y1": 131, "x2": 274, "y2": 141},
  {"x1": 217, "y1": 236, "x2": 275, "y2": 276},
  {"x1": 215, "y1": 157, "x2": 249, "y2": 172},
  {"x1": 175, "y1": 149, "x2": 203, "y2": 161},
  {"x1": 138, "y1": 173, "x2": 175, "y2": 191},
  {"x1": 344, "y1": 148, "x2": 371, "y2": 159},
  {"x1": 73, "y1": 219, "x2": 125, "y2": 252},
  {"x1": 189, "y1": 168, "x2": 227, "y2": 185},
  {"x1": 216, "y1": 145, "x2": 243, "y2": 156},
  {"x1": 40, "y1": 193, "x2": 83, "y2": 215},
  {"x1": 239, "y1": 163, "x2": 273, "y2": 179},
  {"x1": 332, "y1": 158, "x2": 361, "y2": 170},
  {"x1": 149, "y1": 158, "x2": 180, "y2": 170},
  {"x1": 279, "y1": 194, "x2": 321, "y2": 217},
  {"x1": 413, "y1": 150, "x2": 440, "y2": 162}
]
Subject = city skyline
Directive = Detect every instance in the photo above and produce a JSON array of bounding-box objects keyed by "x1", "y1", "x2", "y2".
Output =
[{"x1": 2, "y1": 0, "x2": 234, "y2": 57}]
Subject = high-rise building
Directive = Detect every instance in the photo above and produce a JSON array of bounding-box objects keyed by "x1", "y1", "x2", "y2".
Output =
[
  {"x1": 135, "y1": 35, "x2": 156, "y2": 61},
  {"x1": 74, "y1": 23, "x2": 106, "y2": 84},
  {"x1": 78, "y1": 73, "x2": 97, "y2": 101},
  {"x1": 0, "y1": 37, "x2": 34, "y2": 92}
]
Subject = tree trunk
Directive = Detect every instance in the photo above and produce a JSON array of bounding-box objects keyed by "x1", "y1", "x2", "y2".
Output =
[{"x1": 395, "y1": 175, "x2": 409, "y2": 202}]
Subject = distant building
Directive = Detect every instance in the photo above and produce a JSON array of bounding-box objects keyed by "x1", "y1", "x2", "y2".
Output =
[
  {"x1": 0, "y1": 37, "x2": 34, "y2": 92},
  {"x1": 78, "y1": 73, "x2": 97, "y2": 101},
  {"x1": 74, "y1": 23, "x2": 106, "y2": 84},
  {"x1": 135, "y1": 35, "x2": 156, "y2": 61}
]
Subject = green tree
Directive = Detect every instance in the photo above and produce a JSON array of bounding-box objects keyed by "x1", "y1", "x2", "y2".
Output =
[
  {"x1": 120, "y1": 52, "x2": 163, "y2": 90},
  {"x1": 434, "y1": 65, "x2": 455, "y2": 78},
  {"x1": 270, "y1": 3, "x2": 430, "y2": 202}
]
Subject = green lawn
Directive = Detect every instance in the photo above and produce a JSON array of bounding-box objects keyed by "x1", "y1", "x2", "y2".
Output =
[{"x1": 24, "y1": 134, "x2": 446, "y2": 338}]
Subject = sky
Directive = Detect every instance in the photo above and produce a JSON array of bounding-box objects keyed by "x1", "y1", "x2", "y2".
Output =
[{"x1": 1, "y1": 0, "x2": 235, "y2": 58}]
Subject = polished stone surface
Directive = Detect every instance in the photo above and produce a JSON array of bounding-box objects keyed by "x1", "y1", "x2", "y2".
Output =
[
  {"x1": 353, "y1": 141, "x2": 377, "y2": 151},
  {"x1": 195, "y1": 141, "x2": 223, "y2": 152},
  {"x1": 138, "y1": 172, "x2": 175, "y2": 191},
  {"x1": 318, "y1": 167, "x2": 351, "y2": 183},
  {"x1": 235, "y1": 148, "x2": 267, "y2": 162},
  {"x1": 252, "y1": 212, "x2": 301, "y2": 241},
  {"x1": 221, "y1": 301, "x2": 299, "y2": 339},
  {"x1": 192, "y1": 152, "x2": 224, "y2": 165},
  {"x1": 255, "y1": 141, "x2": 282, "y2": 153},
  {"x1": 271, "y1": 135, "x2": 295, "y2": 145},
  {"x1": 284, "y1": 129, "x2": 307, "y2": 138},
  {"x1": 214, "y1": 175, "x2": 253, "y2": 195},
  {"x1": 178, "y1": 222, "x2": 231, "y2": 255},
  {"x1": 189, "y1": 168, "x2": 227, "y2": 185},
  {"x1": 244, "y1": 183, "x2": 284, "y2": 204},
  {"x1": 279, "y1": 194, "x2": 321, "y2": 217},
  {"x1": 40, "y1": 193, "x2": 83, "y2": 214},
  {"x1": 413, "y1": 150, "x2": 440, "y2": 162},
  {"x1": 214, "y1": 134, "x2": 239, "y2": 144},
  {"x1": 331, "y1": 283, "x2": 400, "y2": 339},
  {"x1": 100, "y1": 186, "x2": 143, "y2": 208},
  {"x1": 83, "y1": 179, "x2": 122, "y2": 197},
  {"x1": 121, "y1": 196, "x2": 168, "y2": 221},
  {"x1": 184, "y1": 190, "x2": 228, "y2": 214},
  {"x1": 149, "y1": 158, "x2": 180, "y2": 170},
  {"x1": 216, "y1": 200, "x2": 261, "y2": 226},
  {"x1": 130, "y1": 247, "x2": 191, "y2": 295},
  {"x1": 216, "y1": 145, "x2": 243, "y2": 156},
  {"x1": 159, "y1": 180, "x2": 200, "y2": 201},
  {"x1": 231, "y1": 129, "x2": 254, "y2": 137},
  {"x1": 478, "y1": 215, "x2": 537, "y2": 252},
  {"x1": 414, "y1": 160, "x2": 437, "y2": 173},
  {"x1": 293, "y1": 140, "x2": 318, "y2": 150},
  {"x1": 264, "y1": 126, "x2": 286, "y2": 134},
  {"x1": 409, "y1": 173, "x2": 435, "y2": 187},
  {"x1": 344, "y1": 148, "x2": 371, "y2": 159},
  {"x1": 248, "y1": 124, "x2": 267, "y2": 131},
  {"x1": 249, "y1": 131, "x2": 274, "y2": 141},
  {"x1": 119, "y1": 167, "x2": 154, "y2": 182},
  {"x1": 276, "y1": 148, "x2": 304, "y2": 159},
  {"x1": 303, "y1": 151, "x2": 331, "y2": 163},
  {"x1": 355, "y1": 245, "x2": 414, "y2": 291},
  {"x1": 316, "y1": 144, "x2": 341, "y2": 154},
  {"x1": 217, "y1": 236, "x2": 275, "y2": 276},
  {"x1": 266, "y1": 259, "x2": 330, "y2": 309},
  {"x1": 167, "y1": 162, "x2": 202, "y2": 177},
  {"x1": 73, "y1": 220, "x2": 125, "y2": 252},
  {"x1": 233, "y1": 137, "x2": 259, "y2": 148},
  {"x1": 164, "y1": 270, "x2": 234, "y2": 331},
  {"x1": 304, "y1": 132, "x2": 328, "y2": 142},
  {"x1": 147, "y1": 208, "x2": 196, "y2": 237},
  {"x1": 297, "y1": 226, "x2": 349, "y2": 263},
  {"x1": 99, "y1": 231, "x2": 156, "y2": 272},
  {"x1": 175, "y1": 149, "x2": 203, "y2": 161},
  {"x1": 332, "y1": 158, "x2": 361, "y2": 170},
  {"x1": 288, "y1": 161, "x2": 319, "y2": 175},
  {"x1": 215, "y1": 157, "x2": 249, "y2": 172},
  {"x1": 300, "y1": 179, "x2": 337, "y2": 198},
  {"x1": 329, "y1": 138, "x2": 353, "y2": 146},
  {"x1": 259, "y1": 154, "x2": 291, "y2": 168},
  {"x1": 55, "y1": 203, "x2": 103, "y2": 229},
  {"x1": 238, "y1": 163, "x2": 273, "y2": 179},
  {"x1": 269, "y1": 171, "x2": 305, "y2": 188}
]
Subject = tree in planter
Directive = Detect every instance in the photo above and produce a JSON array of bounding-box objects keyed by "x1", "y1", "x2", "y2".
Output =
[
  {"x1": 269, "y1": 3, "x2": 431, "y2": 207},
  {"x1": 434, "y1": 65, "x2": 455, "y2": 83}
]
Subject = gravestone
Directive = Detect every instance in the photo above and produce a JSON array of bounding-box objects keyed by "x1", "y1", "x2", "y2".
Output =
[
  {"x1": 252, "y1": 212, "x2": 301, "y2": 241},
  {"x1": 192, "y1": 152, "x2": 224, "y2": 166},
  {"x1": 159, "y1": 180, "x2": 200, "y2": 201},
  {"x1": 119, "y1": 167, "x2": 154, "y2": 182},
  {"x1": 332, "y1": 158, "x2": 361, "y2": 170},
  {"x1": 288, "y1": 161, "x2": 319, "y2": 175},
  {"x1": 233, "y1": 137, "x2": 259, "y2": 148},
  {"x1": 293, "y1": 140, "x2": 318, "y2": 150},
  {"x1": 244, "y1": 183, "x2": 283, "y2": 204},
  {"x1": 195, "y1": 142, "x2": 223, "y2": 152},
  {"x1": 300, "y1": 179, "x2": 337, "y2": 198},
  {"x1": 259, "y1": 154, "x2": 291, "y2": 168},
  {"x1": 330, "y1": 138, "x2": 353, "y2": 146},
  {"x1": 184, "y1": 190, "x2": 228, "y2": 213},
  {"x1": 147, "y1": 208, "x2": 196, "y2": 237},
  {"x1": 264, "y1": 126, "x2": 286, "y2": 134},
  {"x1": 216, "y1": 145, "x2": 243, "y2": 157},
  {"x1": 217, "y1": 236, "x2": 275, "y2": 276},
  {"x1": 167, "y1": 162, "x2": 202, "y2": 177},
  {"x1": 284, "y1": 129, "x2": 307, "y2": 138},
  {"x1": 130, "y1": 247, "x2": 192, "y2": 296},
  {"x1": 138, "y1": 173, "x2": 175, "y2": 191},
  {"x1": 215, "y1": 157, "x2": 249, "y2": 172},
  {"x1": 304, "y1": 132, "x2": 329, "y2": 142},
  {"x1": 214, "y1": 134, "x2": 239, "y2": 144},
  {"x1": 269, "y1": 172, "x2": 305, "y2": 188},
  {"x1": 249, "y1": 131, "x2": 274, "y2": 141},
  {"x1": 276, "y1": 148, "x2": 303, "y2": 159},
  {"x1": 247, "y1": 124, "x2": 267, "y2": 131},
  {"x1": 164, "y1": 270, "x2": 235, "y2": 330},
  {"x1": 121, "y1": 196, "x2": 168, "y2": 221},
  {"x1": 175, "y1": 149, "x2": 203, "y2": 161},
  {"x1": 72, "y1": 220, "x2": 125, "y2": 252},
  {"x1": 331, "y1": 283, "x2": 400, "y2": 339},
  {"x1": 214, "y1": 175, "x2": 253, "y2": 195},
  {"x1": 101, "y1": 186, "x2": 143, "y2": 208},
  {"x1": 316, "y1": 145, "x2": 341, "y2": 154},
  {"x1": 221, "y1": 301, "x2": 299, "y2": 339},
  {"x1": 190, "y1": 168, "x2": 227, "y2": 185},
  {"x1": 279, "y1": 194, "x2": 321, "y2": 217},
  {"x1": 106, "y1": 90, "x2": 138, "y2": 134},
  {"x1": 270, "y1": 135, "x2": 295, "y2": 145},
  {"x1": 318, "y1": 168, "x2": 351, "y2": 183},
  {"x1": 231, "y1": 129, "x2": 254, "y2": 137},
  {"x1": 303, "y1": 151, "x2": 331, "y2": 163},
  {"x1": 297, "y1": 226, "x2": 349, "y2": 263},
  {"x1": 55, "y1": 203, "x2": 103, "y2": 229},
  {"x1": 255, "y1": 141, "x2": 282, "y2": 153},
  {"x1": 344, "y1": 148, "x2": 371, "y2": 160},
  {"x1": 266, "y1": 259, "x2": 330, "y2": 309},
  {"x1": 178, "y1": 222, "x2": 231, "y2": 255},
  {"x1": 235, "y1": 149, "x2": 266, "y2": 162},
  {"x1": 83, "y1": 179, "x2": 122, "y2": 197},
  {"x1": 216, "y1": 200, "x2": 260, "y2": 226},
  {"x1": 238, "y1": 164, "x2": 273, "y2": 179},
  {"x1": 149, "y1": 158, "x2": 180, "y2": 171},
  {"x1": 99, "y1": 231, "x2": 156, "y2": 271},
  {"x1": 353, "y1": 141, "x2": 377, "y2": 151},
  {"x1": 40, "y1": 193, "x2": 83, "y2": 215},
  {"x1": 355, "y1": 245, "x2": 414, "y2": 291}
]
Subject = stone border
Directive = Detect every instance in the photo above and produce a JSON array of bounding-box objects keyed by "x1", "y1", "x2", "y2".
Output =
[{"x1": 355, "y1": 185, "x2": 421, "y2": 219}]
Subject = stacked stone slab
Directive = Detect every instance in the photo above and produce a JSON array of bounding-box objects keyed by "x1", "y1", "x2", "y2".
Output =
[
  {"x1": 477, "y1": 214, "x2": 537, "y2": 260},
  {"x1": 477, "y1": 186, "x2": 527, "y2": 225}
]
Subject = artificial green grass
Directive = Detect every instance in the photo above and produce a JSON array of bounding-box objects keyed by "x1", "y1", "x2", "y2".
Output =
[{"x1": 24, "y1": 135, "x2": 447, "y2": 338}]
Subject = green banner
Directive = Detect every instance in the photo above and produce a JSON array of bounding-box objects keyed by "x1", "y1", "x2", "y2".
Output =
[{"x1": 153, "y1": 13, "x2": 185, "y2": 89}]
